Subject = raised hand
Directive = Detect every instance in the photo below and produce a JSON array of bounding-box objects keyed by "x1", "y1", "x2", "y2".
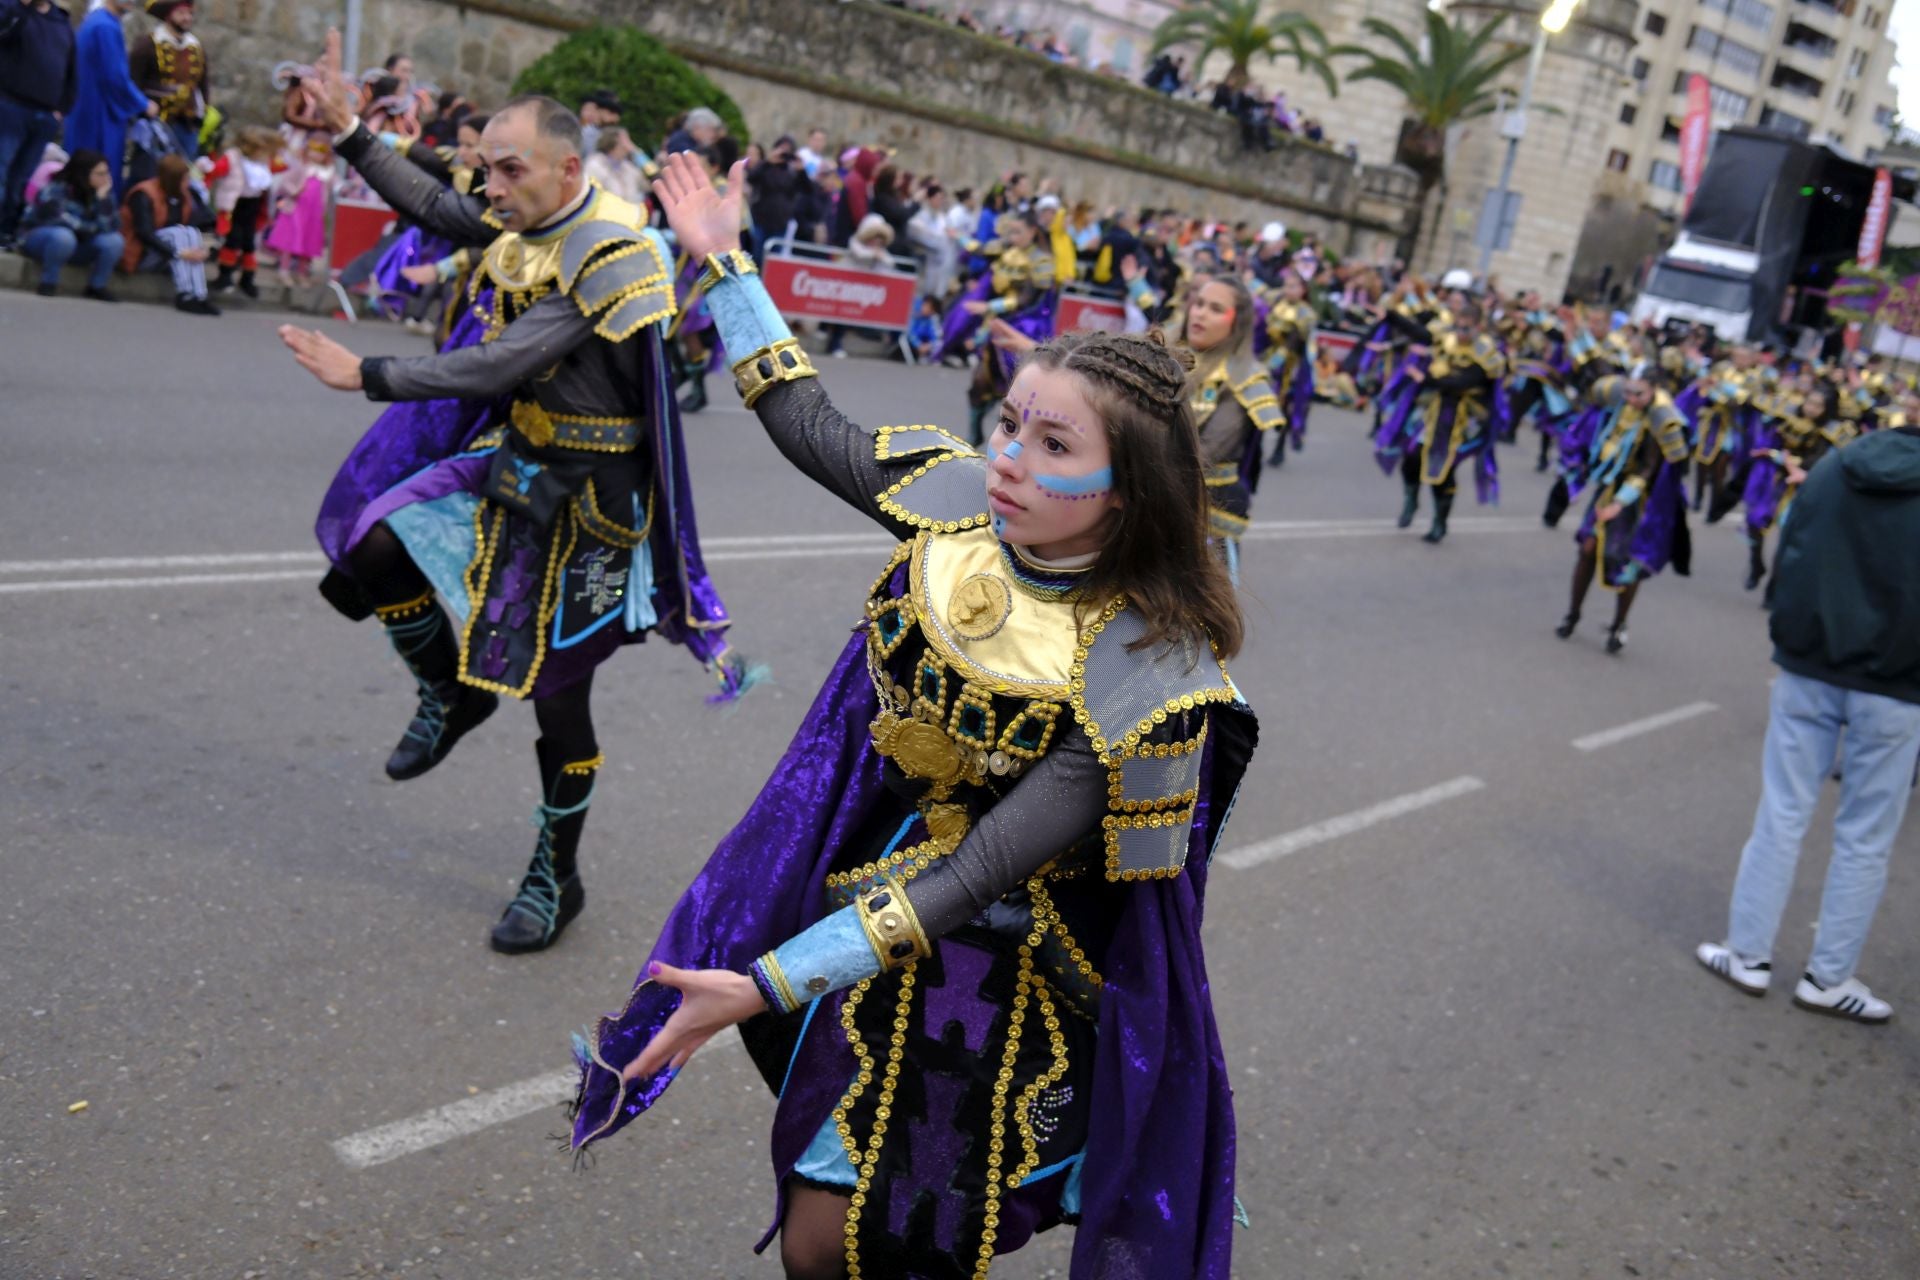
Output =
[
  {"x1": 302, "y1": 28, "x2": 360, "y2": 137},
  {"x1": 651, "y1": 151, "x2": 745, "y2": 263}
]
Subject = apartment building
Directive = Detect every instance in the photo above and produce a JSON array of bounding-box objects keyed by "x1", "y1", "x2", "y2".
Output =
[{"x1": 1606, "y1": 0, "x2": 1903, "y2": 216}]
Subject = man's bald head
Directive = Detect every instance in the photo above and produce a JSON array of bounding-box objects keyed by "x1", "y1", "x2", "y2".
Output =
[
  {"x1": 481, "y1": 96, "x2": 587, "y2": 231},
  {"x1": 495, "y1": 94, "x2": 584, "y2": 159}
]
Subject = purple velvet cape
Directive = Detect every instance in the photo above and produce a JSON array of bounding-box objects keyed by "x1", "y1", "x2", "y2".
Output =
[
  {"x1": 370, "y1": 226, "x2": 454, "y2": 318},
  {"x1": 571, "y1": 621, "x2": 1254, "y2": 1279},
  {"x1": 1575, "y1": 456, "x2": 1690, "y2": 585},
  {"x1": 1371, "y1": 360, "x2": 1500, "y2": 505},
  {"x1": 311, "y1": 292, "x2": 737, "y2": 680}
]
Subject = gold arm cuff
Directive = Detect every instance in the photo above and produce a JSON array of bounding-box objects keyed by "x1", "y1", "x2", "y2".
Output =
[
  {"x1": 698, "y1": 248, "x2": 759, "y2": 294},
  {"x1": 856, "y1": 874, "x2": 931, "y2": 972},
  {"x1": 731, "y1": 338, "x2": 819, "y2": 409}
]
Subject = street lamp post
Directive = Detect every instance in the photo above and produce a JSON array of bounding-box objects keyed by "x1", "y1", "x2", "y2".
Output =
[{"x1": 1475, "y1": 0, "x2": 1578, "y2": 280}]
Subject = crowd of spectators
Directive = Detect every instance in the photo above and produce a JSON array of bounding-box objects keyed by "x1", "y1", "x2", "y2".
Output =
[{"x1": 0, "y1": 2, "x2": 1392, "y2": 348}]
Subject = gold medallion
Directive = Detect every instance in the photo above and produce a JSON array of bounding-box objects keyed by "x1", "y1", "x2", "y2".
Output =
[
  {"x1": 870, "y1": 713, "x2": 966, "y2": 787},
  {"x1": 948, "y1": 573, "x2": 1012, "y2": 642}
]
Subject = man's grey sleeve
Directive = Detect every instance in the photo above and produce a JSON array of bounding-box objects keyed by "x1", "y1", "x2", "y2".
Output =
[
  {"x1": 336, "y1": 123, "x2": 495, "y2": 247},
  {"x1": 360, "y1": 292, "x2": 595, "y2": 402}
]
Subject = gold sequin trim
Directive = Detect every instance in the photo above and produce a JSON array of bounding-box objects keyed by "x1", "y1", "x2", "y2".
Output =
[
  {"x1": 559, "y1": 753, "x2": 605, "y2": 776},
  {"x1": 373, "y1": 590, "x2": 435, "y2": 622},
  {"x1": 837, "y1": 968, "x2": 915, "y2": 1279}
]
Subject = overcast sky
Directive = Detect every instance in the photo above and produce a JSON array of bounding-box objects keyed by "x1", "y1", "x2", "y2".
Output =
[{"x1": 1893, "y1": 0, "x2": 1919, "y2": 122}]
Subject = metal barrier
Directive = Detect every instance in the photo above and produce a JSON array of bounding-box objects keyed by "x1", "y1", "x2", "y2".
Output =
[{"x1": 761, "y1": 237, "x2": 921, "y2": 361}]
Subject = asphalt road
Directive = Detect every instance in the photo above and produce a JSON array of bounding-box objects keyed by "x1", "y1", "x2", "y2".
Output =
[{"x1": 3, "y1": 292, "x2": 1917, "y2": 1280}]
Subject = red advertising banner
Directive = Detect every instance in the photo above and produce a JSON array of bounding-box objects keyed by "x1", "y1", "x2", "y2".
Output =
[
  {"x1": 1312, "y1": 329, "x2": 1358, "y2": 364},
  {"x1": 329, "y1": 197, "x2": 396, "y2": 271},
  {"x1": 1679, "y1": 74, "x2": 1712, "y2": 215},
  {"x1": 761, "y1": 247, "x2": 917, "y2": 330},
  {"x1": 1055, "y1": 289, "x2": 1126, "y2": 333},
  {"x1": 1858, "y1": 167, "x2": 1893, "y2": 269}
]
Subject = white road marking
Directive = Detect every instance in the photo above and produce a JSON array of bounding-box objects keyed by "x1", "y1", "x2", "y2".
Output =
[
  {"x1": 1, "y1": 518, "x2": 1540, "y2": 595},
  {"x1": 330, "y1": 1068, "x2": 579, "y2": 1169},
  {"x1": 1220, "y1": 776, "x2": 1487, "y2": 871},
  {"x1": 331, "y1": 1035, "x2": 746, "y2": 1169},
  {"x1": 1571, "y1": 701, "x2": 1719, "y2": 752},
  {"x1": 0, "y1": 569, "x2": 323, "y2": 595},
  {"x1": 0, "y1": 550, "x2": 320, "y2": 574}
]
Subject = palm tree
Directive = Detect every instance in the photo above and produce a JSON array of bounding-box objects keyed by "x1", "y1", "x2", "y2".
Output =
[
  {"x1": 1334, "y1": 10, "x2": 1531, "y2": 264},
  {"x1": 1150, "y1": 0, "x2": 1338, "y2": 96}
]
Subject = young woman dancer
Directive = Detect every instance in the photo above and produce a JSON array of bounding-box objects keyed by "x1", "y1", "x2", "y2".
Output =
[
  {"x1": 1180, "y1": 271, "x2": 1282, "y2": 580},
  {"x1": 572, "y1": 153, "x2": 1260, "y2": 1280}
]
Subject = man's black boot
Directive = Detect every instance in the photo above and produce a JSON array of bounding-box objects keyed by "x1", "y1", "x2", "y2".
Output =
[
  {"x1": 490, "y1": 739, "x2": 595, "y2": 954},
  {"x1": 1422, "y1": 491, "x2": 1453, "y2": 544},
  {"x1": 377, "y1": 592, "x2": 497, "y2": 780},
  {"x1": 1397, "y1": 480, "x2": 1420, "y2": 529}
]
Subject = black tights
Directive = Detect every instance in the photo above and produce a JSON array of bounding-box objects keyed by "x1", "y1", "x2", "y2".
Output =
[
  {"x1": 779, "y1": 1185, "x2": 851, "y2": 1280},
  {"x1": 351, "y1": 521, "x2": 599, "y2": 756},
  {"x1": 1569, "y1": 537, "x2": 1638, "y2": 630},
  {"x1": 347, "y1": 522, "x2": 432, "y2": 608}
]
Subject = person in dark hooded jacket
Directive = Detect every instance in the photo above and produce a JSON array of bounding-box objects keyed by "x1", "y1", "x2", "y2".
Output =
[{"x1": 1696, "y1": 405, "x2": 1920, "y2": 1025}]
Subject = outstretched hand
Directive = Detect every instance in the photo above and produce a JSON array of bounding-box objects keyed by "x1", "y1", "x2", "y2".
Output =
[
  {"x1": 651, "y1": 151, "x2": 746, "y2": 263},
  {"x1": 302, "y1": 28, "x2": 361, "y2": 136},
  {"x1": 279, "y1": 324, "x2": 364, "y2": 391},
  {"x1": 620, "y1": 961, "x2": 766, "y2": 1084}
]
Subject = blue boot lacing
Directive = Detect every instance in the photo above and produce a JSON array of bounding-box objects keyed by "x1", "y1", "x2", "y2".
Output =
[
  {"x1": 385, "y1": 610, "x2": 451, "y2": 751},
  {"x1": 504, "y1": 784, "x2": 595, "y2": 940}
]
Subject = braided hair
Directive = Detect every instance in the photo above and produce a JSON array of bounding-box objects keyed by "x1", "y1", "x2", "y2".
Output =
[{"x1": 1024, "y1": 329, "x2": 1245, "y2": 660}]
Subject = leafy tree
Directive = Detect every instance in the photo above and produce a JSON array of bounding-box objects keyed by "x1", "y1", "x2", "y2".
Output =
[
  {"x1": 512, "y1": 26, "x2": 749, "y2": 152},
  {"x1": 1150, "y1": 0, "x2": 1337, "y2": 95},
  {"x1": 1334, "y1": 11, "x2": 1530, "y2": 262}
]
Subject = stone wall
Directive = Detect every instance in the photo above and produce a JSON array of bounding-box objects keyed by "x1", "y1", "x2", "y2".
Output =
[{"x1": 181, "y1": 0, "x2": 1416, "y2": 259}]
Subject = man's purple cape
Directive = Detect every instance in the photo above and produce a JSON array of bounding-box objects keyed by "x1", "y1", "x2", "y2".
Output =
[
  {"x1": 570, "y1": 611, "x2": 1257, "y2": 1278},
  {"x1": 311, "y1": 298, "x2": 736, "y2": 671}
]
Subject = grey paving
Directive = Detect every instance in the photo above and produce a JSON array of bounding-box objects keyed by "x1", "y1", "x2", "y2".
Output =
[{"x1": 2, "y1": 292, "x2": 1916, "y2": 1279}]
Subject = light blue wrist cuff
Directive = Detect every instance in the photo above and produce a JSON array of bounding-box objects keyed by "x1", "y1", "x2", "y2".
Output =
[
  {"x1": 707, "y1": 255, "x2": 793, "y2": 356},
  {"x1": 754, "y1": 906, "x2": 879, "y2": 1016},
  {"x1": 1614, "y1": 481, "x2": 1643, "y2": 506}
]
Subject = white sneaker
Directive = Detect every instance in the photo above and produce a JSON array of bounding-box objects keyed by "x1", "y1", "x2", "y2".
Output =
[
  {"x1": 1792, "y1": 973, "x2": 1892, "y2": 1024},
  {"x1": 1696, "y1": 941, "x2": 1771, "y2": 995}
]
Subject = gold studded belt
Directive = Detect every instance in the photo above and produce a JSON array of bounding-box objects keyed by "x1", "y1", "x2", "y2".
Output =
[{"x1": 508, "y1": 400, "x2": 642, "y2": 452}]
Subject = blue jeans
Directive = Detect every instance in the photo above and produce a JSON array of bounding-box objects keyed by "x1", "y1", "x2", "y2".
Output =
[
  {"x1": 1727, "y1": 669, "x2": 1920, "y2": 985},
  {"x1": 0, "y1": 96, "x2": 60, "y2": 238},
  {"x1": 20, "y1": 225, "x2": 126, "y2": 290}
]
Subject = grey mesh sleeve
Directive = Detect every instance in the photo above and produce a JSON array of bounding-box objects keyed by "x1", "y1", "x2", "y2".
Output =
[
  {"x1": 897, "y1": 725, "x2": 1107, "y2": 938},
  {"x1": 753, "y1": 379, "x2": 910, "y2": 529},
  {"x1": 361, "y1": 291, "x2": 595, "y2": 402},
  {"x1": 336, "y1": 123, "x2": 496, "y2": 247}
]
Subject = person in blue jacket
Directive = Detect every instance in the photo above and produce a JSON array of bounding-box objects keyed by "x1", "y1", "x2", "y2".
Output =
[{"x1": 64, "y1": 0, "x2": 154, "y2": 197}]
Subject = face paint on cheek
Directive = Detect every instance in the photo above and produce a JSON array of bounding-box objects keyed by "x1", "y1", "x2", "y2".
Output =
[
  {"x1": 1034, "y1": 467, "x2": 1113, "y2": 501},
  {"x1": 1001, "y1": 439, "x2": 1023, "y2": 461},
  {"x1": 992, "y1": 514, "x2": 1007, "y2": 537}
]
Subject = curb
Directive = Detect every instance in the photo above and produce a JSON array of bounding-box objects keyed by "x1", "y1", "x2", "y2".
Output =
[{"x1": 0, "y1": 250, "x2": 344, "y2": 316}]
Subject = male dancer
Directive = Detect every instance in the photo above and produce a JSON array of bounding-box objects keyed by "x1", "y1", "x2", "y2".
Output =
[
  {"x1": 280, "y1": 32, "x2": 746, "y2": 955},
  {"x1": 1375, "y1": 300, "x2": 1505, "y2": 544}
]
